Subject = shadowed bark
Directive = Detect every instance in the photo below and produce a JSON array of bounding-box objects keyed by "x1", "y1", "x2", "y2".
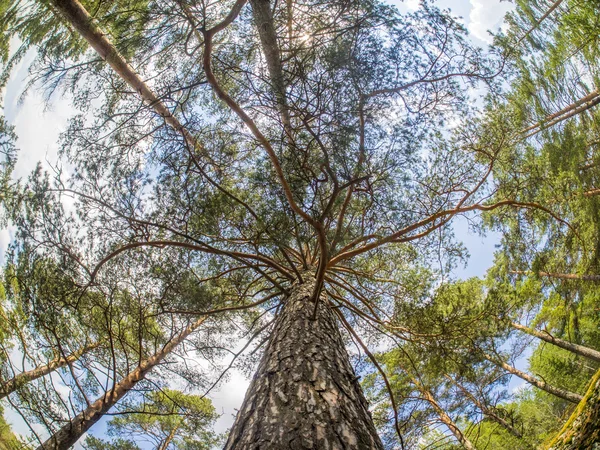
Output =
[{"x1": 224, "y1": 275, "x2": 385, "y2": 450}]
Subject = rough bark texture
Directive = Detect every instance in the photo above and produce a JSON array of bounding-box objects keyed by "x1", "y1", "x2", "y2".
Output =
[
  {"x1": 546, "y1": 370, "x2": 600, "y2": 450},
  {"x1": 224, "y1": 277, "x2": 384, "y2": 450},
  {"x1": 512, "y1": 322, "x2": 600, "y2": 363},
  {"x1": 0, "y1": 342, "x2": 98, "y2": 400},
  {"x1": 37, "y1": 317, "x2": 205, "y2": 450}
]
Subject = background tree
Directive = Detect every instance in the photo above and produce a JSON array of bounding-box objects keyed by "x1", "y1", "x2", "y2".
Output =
[{"x1": 83, "y1": 389, "x2": 220, "y2": 450}]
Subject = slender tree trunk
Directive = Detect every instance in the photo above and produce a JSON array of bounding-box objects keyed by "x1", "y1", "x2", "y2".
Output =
[
  {"x1": 482, "y1": 353, "x2": 583, "y2": 404},
  {"x1": 418, "y1": 386, "x2": 476, "y2": 450},
  {"x1": 250, "y1": 0, "x2": 292, "y2": 131},
  {"x1": 547, "y1": 370, "x2": 600, "y2": 450},
  {"x1": 511, "y1": 322, "x2": 600, "y2": 363},
  {"x1": 444, "y1": 374, "x2": 523, "y2": 439},
  {"x1": 157, "y1": 424, "x2": 179, "y2": 450},
  {"x1": 510, "y1": 270, "x2": 600, "y2": 282},
  {"x1": 521, "y1": 90, "x2": 600, "y2": 137},
  {"x1": 224, "y1": 276, "x2": 384, "y2": 450},
  {"x1": 0, "y1": 342, "x2": 99, "y2": 400},
  {"x1": 36, "y1": 318, "x2": 205, "y2": 450},
  {"x1": 47, "y1": 0, "x2": 211, "y2": 161}
]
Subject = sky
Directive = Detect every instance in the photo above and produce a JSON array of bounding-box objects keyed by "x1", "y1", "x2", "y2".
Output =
[{"x1": 0, "y1": 0, "x2": 516, "y2": 446}]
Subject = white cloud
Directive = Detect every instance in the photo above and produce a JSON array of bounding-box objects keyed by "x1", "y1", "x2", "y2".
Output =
[
  {"x1": 468, "y1": 0, "x2": 513, "y2": 44},
  {"x1": 10, "y1": 90, "x2": 71, "y2": 181},
  {"x1": 211, "y1": 369, "x2": 250, "y2": 434},
  {"x1": 405, "y1": 0, "x2": 420, "y2": 11}
]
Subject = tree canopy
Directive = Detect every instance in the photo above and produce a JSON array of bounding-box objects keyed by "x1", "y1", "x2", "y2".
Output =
[{"x1": 1, "y1": 0, "x2": 600, "y2": 448}]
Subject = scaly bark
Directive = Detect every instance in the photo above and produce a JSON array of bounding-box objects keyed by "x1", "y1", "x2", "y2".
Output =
[
  {"x1": 224, "y1": 276, "x2": 384, "y2": 450},
  {"x1": 0, "y1": 342, "x2": 99, "y2": 400},
  {"x1": 512, "y1": 322, "x2": 600, "y2": 363},
  {"x1": 483, "y1": 353, "x2": 583, "y2": 404},
  {"x1": 36, "y1": 317, "x2": 206, "y2": 450}
]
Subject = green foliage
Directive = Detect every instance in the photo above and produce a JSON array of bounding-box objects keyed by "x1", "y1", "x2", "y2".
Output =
[
  {"x1": 85, "y1": 389, "x2": 221, "y2": 450},
  {"x1": 2, "y1": 0, "x2": 600, "y2": 447},
  {"x1": 0, "y1": 405, "x2": 21, "y2": 450}
]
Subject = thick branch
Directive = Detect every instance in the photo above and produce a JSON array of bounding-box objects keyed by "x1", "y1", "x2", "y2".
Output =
[
  {"x1": 512, "y1": 322, "x2": 600, "y2": 363},
  {"x1": 482, "y1": 353, "x2": 583, "y2": 404},
  {"x1": 36, "y1": 317, "x2": 206, "y2": 450},
  {"x1": 0, "y1": 342, "x2": 99, "y2": 400}
]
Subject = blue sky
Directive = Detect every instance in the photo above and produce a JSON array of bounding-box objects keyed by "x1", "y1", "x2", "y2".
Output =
[{"x1": 0, "y1": 0, "x2": 517, "y2": 446}]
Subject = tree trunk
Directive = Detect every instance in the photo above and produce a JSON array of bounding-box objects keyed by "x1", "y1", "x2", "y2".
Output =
[
  {"x1": 418, "y1": 386, "x2": 476, "y2": 450},
  {"x1": 36, "y1": 317, "x2": 206, "y2": 450},
  {"x1": 546, "y1": 370, "x2": 600, "y2": 450},
  {"x1": 510, "y1": 270, "x2": 600, "y2": 282},
  {"x1": 224, "y1": 276, "x2": 384, "y2": 450},
  {"x1": 157, "y1": 424, "x2": 179, "y2": 450},
  {"x1": 0, "y1": 342, "x2": 99, "y2": 400},
  {"x1": 47, "y1": 0, "x2": 211, "y2": 162},
  {"x1": 482, "y1": 353, "x2": 583, "y2": 404},
  {"x1": 511, "y1": 322, "x2": 600, "y2": 363}
]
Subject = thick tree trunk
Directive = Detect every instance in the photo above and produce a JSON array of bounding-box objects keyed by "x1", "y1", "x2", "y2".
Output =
[
  {"x1": 483, "y1": 353, "x2": 583, "y2": 404},
  {"x1": 0, "y1": 342, "x2": 98, "y2": 400},
  {"x1": 511, "y1": 322, "x2": 600, "y2": 363},
  {"x1": 224, "y1": 277, "x2": 384, "y2": 450},
  {"x1": 546, "y1": 370, "x2": 600, "y2": 450},
  {"x1": 36, "y1": 317, "x2": 205, "y2": 450}
]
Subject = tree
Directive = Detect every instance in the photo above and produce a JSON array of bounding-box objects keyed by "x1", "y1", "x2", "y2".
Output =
[
  {"x1": 0, "y1": 405, "x2": 21, "y2": 450},
  {"x1": 2, "y1": 0, "x2": 600, "y2": 448},
  {"x1": 84, "y1": 389, "x2": 220, "y2": 450}
]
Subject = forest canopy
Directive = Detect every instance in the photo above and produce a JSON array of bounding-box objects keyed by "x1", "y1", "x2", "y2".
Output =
[{"x1": 0, "y1": 0, "x2": 600, "y2": 449}]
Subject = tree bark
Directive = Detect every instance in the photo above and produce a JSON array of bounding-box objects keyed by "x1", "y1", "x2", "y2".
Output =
[
  {"x1": 510, "y1": 270, "x2": 600, "y2": 282},
  {"x1": 224, "y1": 276, "x2": 384, "y2": 450},
  {"x1": 546, "y1": 370, "x2": 600, "y2": 450},
  {"x1": 418, "y1": 386, "x2": 476, "y2": 450},
  {"x1": 157, "y1": 424, "x2": 179, "y2": 450},
  {"x1": 482, "y1": 353, "x2": 583, "y2": 404},
  {"x1": 36, "y1": 317, "x2": 206, "y2": 450},
  {"x1": 511, "y1": 322, "x2": 600, "y2": 363},
  {"x1": 47, "y1": 0, "x2": 211, "y2": 162},
  {"x1": 0, "y1": 342, "x2": 99, "y2": 400}
]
